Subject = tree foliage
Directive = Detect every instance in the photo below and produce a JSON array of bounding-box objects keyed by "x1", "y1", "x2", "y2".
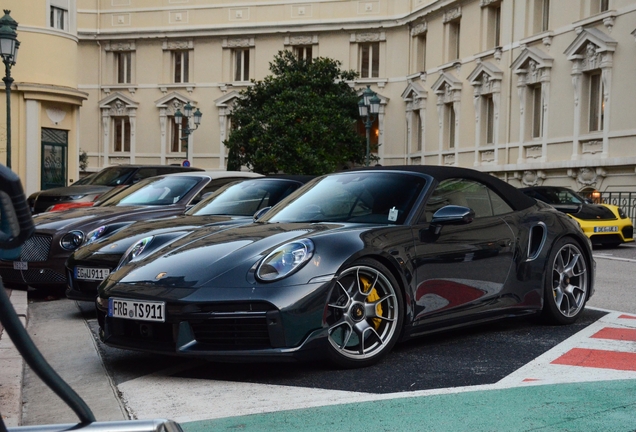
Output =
[{"x1": 225, "y1": 50, "x2": 366, "y2": 175}]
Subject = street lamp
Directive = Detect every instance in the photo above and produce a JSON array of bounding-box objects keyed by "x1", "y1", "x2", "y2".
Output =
[
  {"x1": 358, "y1": 85, "x2": 380, "y2": 167},
  {"x1": 0, "y1": 10, "x2": 19, "y2": 170},
  {"x1": 174, "y1": 101, "x2": 202, "y2": 165}
]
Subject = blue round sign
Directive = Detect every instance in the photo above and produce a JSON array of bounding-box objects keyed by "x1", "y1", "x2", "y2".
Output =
[{"x1": 182, "y1": 160, "x2": 191, "y2": 167}]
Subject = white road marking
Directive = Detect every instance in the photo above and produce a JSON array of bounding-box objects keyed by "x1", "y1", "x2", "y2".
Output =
[{"x1": 116, "y1": 308, "x2": 636, "y2": 423}]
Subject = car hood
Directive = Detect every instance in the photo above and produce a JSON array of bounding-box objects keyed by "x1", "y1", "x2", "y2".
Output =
[
  {"x1": 32, "y1": 205, "x2": 167, "y2": 231},
  {"x1": 76, "y1": 214, "x2": 249, "y2": 258},
  {"x1": 101, "y1": 222, "x2": 369, "y2": 291},
  {"x1": 36, "y1": 185, "x2": 114, "y2": 197},
  {"x1": 565, "y1": 203, "x2": 616, "y2": 221}
]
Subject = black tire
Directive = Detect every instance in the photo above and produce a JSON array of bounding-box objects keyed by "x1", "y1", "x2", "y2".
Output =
[
  {"x1": 542, "y1": 237, "x2": 590, "y2": 325},
  {"x1": 324, "y1": 258, "x2": 403, "y2": 368}
]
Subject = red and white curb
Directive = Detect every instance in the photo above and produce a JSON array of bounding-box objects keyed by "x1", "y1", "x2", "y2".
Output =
[{"x1": 497, "y1": 308, "x2": 636, "y2": 387}]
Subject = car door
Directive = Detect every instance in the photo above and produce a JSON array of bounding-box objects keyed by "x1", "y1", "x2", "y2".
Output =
[{"x1": 411, "y1": 177, "x2": 516, "y2": 327}]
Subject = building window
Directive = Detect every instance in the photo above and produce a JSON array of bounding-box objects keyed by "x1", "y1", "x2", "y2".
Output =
[
  {"x1": 447, "y1": 19, "x2": 461, "y2": 61},
  {"x1": 294, "y1": 46, "x2": 313, "y2": 63},
  {"x1": 360, "y1": 42, "x2": 380, "y2": 78},
  {"x1": 173, "y1": 51, "x2": 189, "y2": 83},
  {"x1": 117, "y1": 52, "x2": 132, "y2": 84},
  {"x1": 588, "y1": 72, "x2": 604, "y2": 132},
  {"x1": 413, "y1": 110, "x2": 422, "y2": 151},
  {"x1": 445, "y1": 103, "x2": 456, "y2": 149},
  {"x1": 234, "y1": 48, "x2": 250, "y2": 82},
  {"x1": 533, "y1": 0, "x2": 550, "y2": 33},
  {"x1": 113, "y1": 117, "x2": 131, "y2": 152},
  {"x1": 486, "y1": 3, "x2": 501, "y2": 49},
  {"x1": 483, "y1": 95, "x2": 495, "y2": 145},
  {"x1": 595, "y1": 0, "x2": 610, "y2": 13},
  {"x1": 416, "y1": 35, "x2": 426, "y2": 72},
  {"x1": 50, "y1": 6, "x2": 68, "y2": 31},
  {"x1": 531, "y1": 85, "x2": 543, "y2": 139},
  {"x1": 171, "y1": 116, "x2": 188, "y2": 153}
]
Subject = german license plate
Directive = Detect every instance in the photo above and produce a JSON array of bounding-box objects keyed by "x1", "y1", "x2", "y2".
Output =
[
  {"x1": 108, "y1": 298, "x2": 165, "y2": 322},
  {"x1": 13, "y1": 261, "x2": 27, "y2": 270},
  {"x1": 594, "y1": 226, "x2": 618, "y2": 233},
  {"x1": 75, "y1": 266, "x2": 110, "y2": 280}
]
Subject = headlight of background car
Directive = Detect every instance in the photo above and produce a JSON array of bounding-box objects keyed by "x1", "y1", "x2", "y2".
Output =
[
  {"x1": 118, "y1": 236, "x2": 154, "y2": 269},
  {"x1": 60, "y1": 231, "x2": 85, "y2": 251},
  {"x1": 618, "y1": 207, "x2": 628, "y2": 219},
  {"x1": 256, "y1": 239, "x2": 314, "y2": 282},
  {"x1": 66, "y1": 194, "x2": 87, "y2": 200},
  {"x1": 84, "y1": 225, "x2": 107, "y2": 245}
]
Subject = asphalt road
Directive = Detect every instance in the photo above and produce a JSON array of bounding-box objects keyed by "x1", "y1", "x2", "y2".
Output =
[{"x1": 19, "y1": 242, "x2": 636, "y2": 426}]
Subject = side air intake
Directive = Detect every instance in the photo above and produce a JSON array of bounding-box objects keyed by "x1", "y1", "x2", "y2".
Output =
[{"x1": 527, "y1": 222, "x2": 547, "y2": 261}]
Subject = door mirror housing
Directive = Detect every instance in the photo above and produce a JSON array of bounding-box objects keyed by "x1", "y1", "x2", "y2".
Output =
[{"x1": 431, "y1": 205, "x2": 475, "y2": 225}]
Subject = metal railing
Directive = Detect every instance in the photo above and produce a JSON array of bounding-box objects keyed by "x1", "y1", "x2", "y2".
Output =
[{"x1": 581, "y1": 191, "x2": 636, "y2": 226}]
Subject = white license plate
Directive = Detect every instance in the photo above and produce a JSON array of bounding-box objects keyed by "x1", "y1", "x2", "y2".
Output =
[
  {"x1": 75, "y1": 266, "x2": 110, "y2": 280},
  {"x1": 13, "y1": 261, "x2": 27, "y2": 270},
  {"x1": 594, "y1": 226, "x2": 618, "y2": 233},
  {"x1": 108, "y1": 298, "x2": 166, "y2": 322}
]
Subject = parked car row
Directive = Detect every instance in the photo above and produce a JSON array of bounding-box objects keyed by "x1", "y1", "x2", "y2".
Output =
[{"x1": 1, "y1": 166, "x2": 598, "y2": 368}]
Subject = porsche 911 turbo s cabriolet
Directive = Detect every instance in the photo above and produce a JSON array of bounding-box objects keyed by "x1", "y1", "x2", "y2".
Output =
[
  {"x1": 96, "y1": 166, "x2": 595, "y2": 368},
  {"x1": 66, "y1": 176, "x2": 313, "y2": 301}
]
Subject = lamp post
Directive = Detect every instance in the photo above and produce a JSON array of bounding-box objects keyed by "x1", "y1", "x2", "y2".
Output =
[
  {"x1": 174, "y1": 101, "x2": 202, "y2": 166},
  {"x1": 0, "y1": 10, "x2": 19, "y2": 170},
  {"x1": 358, "y1": 85, "x2": 380, "y2": 167}
]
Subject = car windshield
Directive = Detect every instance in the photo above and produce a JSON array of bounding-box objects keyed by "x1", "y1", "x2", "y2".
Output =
[
  {"x1": 262, "y1": 171, "x2": 426, "y2": 224},
  {"x1": 527, "y1": 188, "x2": 585, "y2": 205},
  {"x1": 88, "y1": 167, "x2": 137, "y2": 186},
  {"x1": 72, "y1": 172, "x2": 97, "y2": 186},
  {"x1": 186, "y1": 179, "x2": 300, "y2": 216},
  {"x1": 99, "y1": 176, "x2": 200, "y2": 206}
]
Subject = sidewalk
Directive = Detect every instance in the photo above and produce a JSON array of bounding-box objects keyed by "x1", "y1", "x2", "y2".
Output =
[{"x1": 0, "y1": 288, "x2": 28, "y2": 428}]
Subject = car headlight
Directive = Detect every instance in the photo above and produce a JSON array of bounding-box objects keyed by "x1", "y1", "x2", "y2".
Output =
[
  {"x1": 60, "y1": 231, "x2": 85, "y2": 250},
  {"x1": 118, "y1": 236, "x2": 154, "y2": 268},
  {"x1": 618, "y1": 208, "x2": 628, "y2": 219},
  {"x1": 66, "y1": 194, "x2": 87, "y2": 200},
  {"x1": 256, "y1": 239, "x2": 314, "y2": 282},
  {"x1": 84, "y1": 226, "x2": 107, "y2": 246}
]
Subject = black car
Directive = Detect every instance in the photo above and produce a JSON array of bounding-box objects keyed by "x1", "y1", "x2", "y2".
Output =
[
  {"x1": 0, "y1": 171, "x2": 261, "y2": 291},
  {"x1": 28, "y1": 164, "x2": 203, "y2": 214},
  {"x1": 96, "y1": 166, "x2": 595, "y2": 368},
  {"x1": 66, "y1": 176, "x2": 313, "y2": 301},
  {"x1": 520, "y1": 186, "x2": 634, "y2": 246}
]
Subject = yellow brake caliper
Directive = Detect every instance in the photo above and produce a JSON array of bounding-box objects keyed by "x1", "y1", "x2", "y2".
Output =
[{"x1": 360, "y1": 275, "x2": 383, "y2": 330}]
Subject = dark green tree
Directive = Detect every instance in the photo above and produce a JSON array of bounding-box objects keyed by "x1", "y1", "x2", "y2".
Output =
[{"x1": 225, "y1": 50, "x2": 366, "y2": 175}]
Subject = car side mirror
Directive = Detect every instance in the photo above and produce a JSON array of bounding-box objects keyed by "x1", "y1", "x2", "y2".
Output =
[
  {"x1": 431, "y1": 205, "x2": 475, "y2": 226},
  {"x1": 253, "y1": 206, "x2": 271, "y2": 222}
]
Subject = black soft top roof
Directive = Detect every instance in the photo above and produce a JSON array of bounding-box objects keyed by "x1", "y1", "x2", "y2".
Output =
[{"x1": 352, "y1": 165, "x2": 537, "y2": 211}]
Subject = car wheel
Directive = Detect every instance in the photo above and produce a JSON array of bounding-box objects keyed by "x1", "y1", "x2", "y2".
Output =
[
  {"x1": 542, "y1": 238, "x2": 589, "y2": 325},
  {"x1": 324, "y1": 258, "x2": 403, "y2": 368}
]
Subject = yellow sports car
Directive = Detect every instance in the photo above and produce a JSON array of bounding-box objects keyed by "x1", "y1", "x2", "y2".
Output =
[{"x1": 520, "y1": 186, "x2": 634, "y2": 247}]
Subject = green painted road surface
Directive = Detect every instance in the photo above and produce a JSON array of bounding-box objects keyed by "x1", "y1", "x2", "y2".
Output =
[{"x1": 183, "y1": 379, "x2": 636, "y2": 432}]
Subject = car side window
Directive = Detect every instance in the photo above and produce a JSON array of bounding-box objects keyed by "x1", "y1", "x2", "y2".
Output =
[
  {"x1": 190, "y1": 178, "x2": 249, "y2": 204},
  {"x1": 132, "y1": 168, "x2": 159, "y2": 184},
  {"x1": 422, "y1": 178, "x2": 513, "y2": 222}
]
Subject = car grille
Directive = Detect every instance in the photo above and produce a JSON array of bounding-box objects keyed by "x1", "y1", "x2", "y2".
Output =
[
  {"x1": 20, "y1": 235, "x2": 52, "y2": 262},
  {"x1": 0, "y1": 268, "x2": 66, "y2": 285},
  {"x1": 623, "y1": 226, "x2": 634, "y2": 240},
  {"x1": 190, "y1": 314, "x2": 271, "y2": 349}
]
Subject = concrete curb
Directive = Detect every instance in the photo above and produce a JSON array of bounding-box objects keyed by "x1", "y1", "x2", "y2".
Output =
[{"x1": 0, "y1": 289, "x2": 28, "y2": 427}]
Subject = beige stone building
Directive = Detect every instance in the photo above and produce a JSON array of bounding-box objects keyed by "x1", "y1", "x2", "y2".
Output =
[{"x1": 3, "y1": 0, "x2": 636, "y2": 206}]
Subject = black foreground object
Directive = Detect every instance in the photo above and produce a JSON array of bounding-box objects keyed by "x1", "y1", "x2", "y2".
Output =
[{"x1": 0, "y1": 163, "x2": 183, "y2": 432}]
